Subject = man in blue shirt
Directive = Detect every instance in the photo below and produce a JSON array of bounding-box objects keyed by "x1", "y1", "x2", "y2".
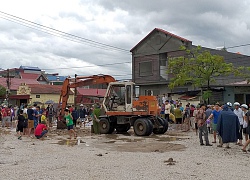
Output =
[
  {"x1": 27, "y1": 105, "x2": 34, "y2": 137},
  {"x1": 208, "y1": 103, "x2": 221, "y2": 143}
]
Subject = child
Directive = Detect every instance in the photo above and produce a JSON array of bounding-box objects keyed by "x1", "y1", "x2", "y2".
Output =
[
  {"x1": 64, "y1": 109, "x2": 77, "y2": 139},
  {"x1": 34, "y1": 121, "x2": 48, "y2": 140},
  {"x1": 41, "y1": 111, "x2": 47, "y2": 124},
  {"x1": 16, "y1": 110, "x2": 25, "y2": 140}
]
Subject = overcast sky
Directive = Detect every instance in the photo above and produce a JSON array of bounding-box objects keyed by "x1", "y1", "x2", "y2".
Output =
[{"x1": 1, "y1": 0, "x2": 250, "y2": 79}]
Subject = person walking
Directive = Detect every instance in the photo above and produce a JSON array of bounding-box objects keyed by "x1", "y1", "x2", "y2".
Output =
[
  {"x1": 196, "y1": 104, "x2": 212, "y2": 146},
  {"x1": 64, "y1": 109, "x2": 77, "y2": 139},
  {"x1": 208, "y1": 103, "x2": 221, "y2": 143},
  {"x1": 164, "y1": 100, "x2": 171, "y2": 121},
  {"x1": 217, "y1": 104, "x2": 240, "y2": 148},
  {"x1": 233, "y1": 102, "x2": 244, "y2": 146}
]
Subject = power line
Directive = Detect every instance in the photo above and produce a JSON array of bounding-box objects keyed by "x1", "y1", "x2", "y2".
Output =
[
  {"x1": 226, "y1": 43, "x2": 250, "y2": 49},
  {"x1": 0, "y1": 11, "x2": 131, "y2": 53},
  {"x1": 42, "y1": 61, "x2": 131, "y2": 70}
]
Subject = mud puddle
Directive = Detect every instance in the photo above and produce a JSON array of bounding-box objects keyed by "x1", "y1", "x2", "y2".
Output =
[{"x1": 94, "y1": 133, "x2": 187, "y2": 152}]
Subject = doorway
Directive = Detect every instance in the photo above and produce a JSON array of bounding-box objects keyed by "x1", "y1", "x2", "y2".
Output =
[{"x1": 235, "y1": 94, "x2": 244, "y2": 104}]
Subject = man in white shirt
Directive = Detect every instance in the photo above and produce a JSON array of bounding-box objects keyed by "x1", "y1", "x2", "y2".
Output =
[
  {"x1": 162, "y1": 94, "x2": 168, "y2": 104},
  {"x1": 165, "y1": 100, "x2": 171, "y2": 120},
  {"x1": 233, "y1": 102, "x2": 244, "y2": 146}
]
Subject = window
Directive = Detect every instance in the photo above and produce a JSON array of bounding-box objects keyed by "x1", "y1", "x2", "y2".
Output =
[
  {"x1": 139, "y1": 61, "x2": 153, "y2": 76},
  {"x1": 36, "y1": 95, "x2": 40, "y2": 98},
  {"x1": 39, "y1": 76, "x2": 43, "y2": 81}
]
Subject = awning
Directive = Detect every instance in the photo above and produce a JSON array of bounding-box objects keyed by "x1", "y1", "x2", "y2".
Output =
[
  {"x1": 9, "y1": 95, "x2": 30, "y2": 100},
  {"x1": 179, "y1": 96, "x2": 197, "y2": 100}
]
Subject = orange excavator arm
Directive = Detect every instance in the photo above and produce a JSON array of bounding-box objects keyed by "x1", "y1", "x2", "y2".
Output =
[{"x1": 58, "y1": 74, "x2": 116, "y2": 115}]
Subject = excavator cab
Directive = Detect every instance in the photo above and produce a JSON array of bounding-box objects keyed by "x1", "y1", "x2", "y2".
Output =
[{"x1": 103, "y1": 82, "x2": 134, "y2": 113}]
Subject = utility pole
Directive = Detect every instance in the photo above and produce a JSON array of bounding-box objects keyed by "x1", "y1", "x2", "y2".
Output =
[{"x1": 74, "y1": 74, "x2": 77, "y2": 107}]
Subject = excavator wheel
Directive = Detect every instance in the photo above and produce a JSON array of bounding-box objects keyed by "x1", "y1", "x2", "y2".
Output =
[
  {"x1": 116, "y1": 124, "x2": 131, "y2": 133},
  {"x1": 134, "y1": 118, "x2": 150, "y2": 136},
  {"x1": 153, "y1": 117, "x2": 165, "y2": 134},
  {"x1": 145, "y1": 119, "x2": 153, "y2": 136},
  {"x1": 99, "y1": 118, "x2": 114, "y2": 134},
  {"x1": 161, "y1": 117, "x2": 169, "y2": 134},
  {"x1": 153, "y1": 117, "x2": 169, "y2": 134}
]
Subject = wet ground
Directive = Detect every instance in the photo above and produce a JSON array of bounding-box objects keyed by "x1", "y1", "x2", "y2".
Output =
[
  {"x1": 47, "y1": 128, "x2": 188, "y2": 153},
  {"x1": 0, "y1": 123, "x2": 187, "y2": 153}
]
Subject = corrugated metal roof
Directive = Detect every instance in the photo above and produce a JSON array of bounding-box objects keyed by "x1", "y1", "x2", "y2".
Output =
[
  {"x1": 130, "y1": 28, "x2": 191, "y2": 52},
  {"x1": 46, "y1": 75, "x2": 67, "y2": 81},
  {"x1": 19, "y1": 66, "x2": 41, "y2": 71},
  {"x1": 77, "y1": 88, "x2": 106, "y2": 97},
  {"x1": 0, "y1": 77, "x2": 39, "y2": 90},
  {"x1": 28, "y1": 84, "x2": 63, "y2": 94},
  {"x1": 20, "y1": 72, "x2": 40, "y2": 80}
]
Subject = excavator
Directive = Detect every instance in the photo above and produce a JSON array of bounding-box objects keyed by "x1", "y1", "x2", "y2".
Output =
[{"x1": 58, "y1": 74, "x2": 168, "y2": 136}]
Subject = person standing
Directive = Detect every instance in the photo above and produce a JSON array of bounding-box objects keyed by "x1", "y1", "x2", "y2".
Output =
[
  {"x1": 16, "y1": 110, "x2": 25, "y2": 140},
  {"x1": 78, "y1": 104, "x2": 87, "y2": 128},
  {"x1": 242, "y1": 104, "x2": 250, "y2": 152},
  {"x1": 71, "y1": 106, "x2": 78, "y2": 127},
  {"x1": 162, "y1": 94, "x2": 168, "y2": 105},
  {"x1": 193, "y1": 105, "x2": 199, "y2": 135},
  {"x1": 233, "y1": 102, "x2": 244, "y2": 146},
  {"x1": 93, "y1": 103, "x2": 101, "y2": 134},
  {"x1": 208, "y1": 103, "x2": 221, "y2": 143},
  {"x1": 217, "y1": 104, "x2": 240, "y2": 148},
  {"x1": 241, "y1": 104, "x2": 250, "y2": 143},
  {"x1": 196, "y1": 104, "x2": 212, "y2": 146},
  {"x1": 205, "y1": 105, "x2": 213, "y2": 133},
  {"x1": 27, "y1": 105, "x2": 34, "y2": 137},
  {"x1": 174, "y1": 105, "x2": 183, "y2": 124},
  {"x1": 164, "y1": 100, "x2": 171, "y2": 121},
  {"x1": 47, "y1": 104, "x2": 55, "y2": 127}
]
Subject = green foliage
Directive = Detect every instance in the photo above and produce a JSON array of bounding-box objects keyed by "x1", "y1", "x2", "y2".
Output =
[
  {"x1": 167, "y1": 45, "x2": 233, "y2": 90},
  {"x1": 234, "y1": 66, "x2": 250, "y2": 83},
  {"x1": 202, "y1": 90, "x2": 212, "y2": 101},
  {"x1": 0, "y1": 85, "x2": 6, "y2": 96}
]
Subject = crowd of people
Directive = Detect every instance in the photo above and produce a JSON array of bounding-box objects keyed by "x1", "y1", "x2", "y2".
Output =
[
  {"x1": 0, "y1": 102, "x2": 103, "y2": 140},
  {"x1": 1, "y1": 96, "x2": 250, "y2": 153},
  {"x1": 0, "y1": 103, "x2": 56, "y2": 140},
  {"x1": 159, "y1": 96, "x2": 250, "y2": 152}
]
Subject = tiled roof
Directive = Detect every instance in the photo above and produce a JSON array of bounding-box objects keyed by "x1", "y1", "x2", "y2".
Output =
[
  {"x1": 130, "y1": 28, "x2": 191, "y2": 52},
  {"x1": 77, "y1": 88, "x2": 107, "y2": 97},
  {"x1": 0, "y1": 77, "x2": 39, "y2": 90},
  {"x1": 20, "y1": 72, "x2": 40, "y2": 80},
  {"x1": 28, "y1": 84, "x2": 63, "y2": 94}
]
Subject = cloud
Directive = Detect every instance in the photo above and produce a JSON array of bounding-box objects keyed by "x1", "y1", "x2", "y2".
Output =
[{"x1": 0, "y1": 0, "x2": 250, "y2": 82}]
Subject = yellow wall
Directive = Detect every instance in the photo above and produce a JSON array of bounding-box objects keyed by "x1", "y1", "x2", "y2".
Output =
[
  {"x1": 17, "y1": 84, "x2": 74, "y2": 105},
  {"x1": 30, "y1": 94, "x2": 74, "y2": 104}
]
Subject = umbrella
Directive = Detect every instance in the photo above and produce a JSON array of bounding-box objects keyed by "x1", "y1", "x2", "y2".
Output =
[{"x1": 45, "y1": 100, "x2": 54, "y2": 104}]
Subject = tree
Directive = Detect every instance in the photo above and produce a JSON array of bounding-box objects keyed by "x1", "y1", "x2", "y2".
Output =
[
  {"x1": 234, "y1": 66, "x2": 250, "y2": 83},
  {"x1": 167, "y1": 45, "x2": 233, "y2": 103},
  {"x1": 0, "y1": 85, "x2": 6, "y2": 97}
]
